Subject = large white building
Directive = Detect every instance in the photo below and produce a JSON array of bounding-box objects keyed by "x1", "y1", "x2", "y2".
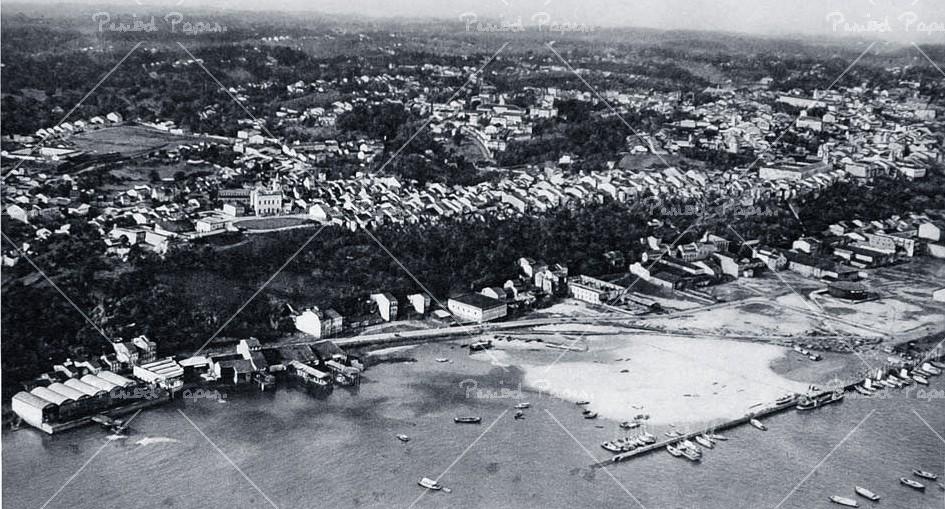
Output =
[
  {"x1": 250, "y1": 188, "x2": 283, "y2": 216},
  {"x1": 447, "y1": 294, "x2": 507, "y2": 323},
  {"x1": 133, "y1": 358, "x2": 184, "y2": 393}
]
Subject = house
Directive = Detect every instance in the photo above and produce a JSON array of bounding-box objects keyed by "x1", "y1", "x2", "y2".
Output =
[
  {"x1": 195, "y1": 212, "x2": 231, "y2": 233},
  {"x1": 918, "y1": 222, "x2": 942, "y2": 242},
  {"x1": 480, "y1": 287, "x2": 508, "y2": 301},
  {"x1": 369, "y1": 293, "x2": 398, "y2": 322},
  {"x1": 294, "y1": 307, "x2": 343, "y2": 338},
  {"x1": 408, "y1": 293, "x2": 431, "y2": 315},
  {"x1": 447, "y1": 294, "x2": 508, "y2": 323},
  {"x1": 211, "y1": 355, "x2": 255, "y2": 384}
]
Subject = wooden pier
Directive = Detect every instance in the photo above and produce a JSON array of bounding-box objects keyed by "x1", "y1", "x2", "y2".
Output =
[{"x1": 604, "y1": 399, "x2": 799, "y2": 465}]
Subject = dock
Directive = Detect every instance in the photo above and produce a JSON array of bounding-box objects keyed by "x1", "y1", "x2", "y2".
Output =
[
  {"x1": 602, "y1": 353, "x2": 945, "y2": 466},
  {"x1": 605, "y1": 399, "x2": 799, "y2": 465}
]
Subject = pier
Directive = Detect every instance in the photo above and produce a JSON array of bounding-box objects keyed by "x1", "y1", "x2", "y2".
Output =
[
  {"x1": 604, "y1": 398, "x2": 799, "y2": 465},
  {"x1": 601, "y1": 354, "x2": 945, "y2": 466}
]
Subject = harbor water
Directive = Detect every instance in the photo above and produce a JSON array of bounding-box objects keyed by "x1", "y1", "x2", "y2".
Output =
[{"x1": 3, "y1": 341, "x2": 944, "y2": 509}]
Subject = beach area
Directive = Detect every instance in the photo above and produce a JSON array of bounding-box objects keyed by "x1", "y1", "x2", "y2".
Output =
[{"x1": 468, "y1": 329, "x2": 815, "y2": 428}]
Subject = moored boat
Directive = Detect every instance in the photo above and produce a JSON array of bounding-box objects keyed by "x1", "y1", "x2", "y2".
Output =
[
  {"x1": 680, "y1": 447, "x2": 701, "y2": 462},
  {"x1": 900, "y1": 477, "x2": 925, "y2": 490},
  {"x1": 418, "y1": 477, "x2": 442, "y2": 490},
  {"x1": 854, "y1": 486, "x2": 879, "y2": 501},
  {"x1": 913, "y1": 469, "x2": 938, "y2": 480},
  {"x1": 601, "y1": 441, "x2": 622, "y2": 453},
  {"x1": 829, "y1": 495, "x2": 859, "y2": 507},
  {"x1": 708, "y1": 433, "x2": 729, "y2": 441},
  {"x1": 854, "y1": 385, "x2": 873, "y2": 396},
  {"x1": 797, "y1": 390, "x2": 844, "y2": 411},
  {"x1": 695, "y1": 435, "x2": 714, "y2": 449},
  {"x1": 583, "y1": 412, "x2": 598, "y2": 419},
  {"x1": 666, "y1": 444, "x2": 683, "y2": 457},
  {"x1": 750, "y1": 418, "x2": 767, "y2": 431},
  {"x1": 453, "y1": 416, "x2": 481, "y2": 424},
  {"x1": 912, "y1": 374, "x2": 929, "y2": 385}
]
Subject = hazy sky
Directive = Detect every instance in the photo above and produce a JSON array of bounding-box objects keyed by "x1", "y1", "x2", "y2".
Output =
[{"x1": 13, "y1": 0, "x2": 945, "y2": 40}]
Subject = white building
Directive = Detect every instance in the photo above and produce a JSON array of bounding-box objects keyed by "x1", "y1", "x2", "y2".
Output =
[
  {"x1": 447, "y1": 294, "x2": 507, "y2": 323},
  {"x1": 133, "y1": 358, "x2": 184, "y2": 393}
]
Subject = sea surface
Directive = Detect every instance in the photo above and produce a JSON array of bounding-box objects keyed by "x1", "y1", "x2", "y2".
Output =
[{"x1": 4, "y1": 341, "x2": 944, "y2": 509}]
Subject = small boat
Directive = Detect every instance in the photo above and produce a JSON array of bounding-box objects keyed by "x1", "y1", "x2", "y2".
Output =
[
  {"x1": 418, "y1": 477, "x2": 442, "y2": 490},
  {"x1": 514, "y1": 410, "x2": 525, "y2": 420},
  {"x1": 750, "y1": 418, "x2": 767, "y2": 431},
  {"x1": 829, "y1": 495, "x2": 859, "y2": 507},
  {"x1": 900, "y1": 478, "x2": 925, "y2": 490},
  {"x1": 576, "y1": 400, "x2": 590, "y2": 406},
  {"x1": 666, "y1": 444, "x2": 683, "y2": 457},
  {"x1": 640, "y1": 432, "x2": 657, "y2": 444},
  {"x1": 620, "y1": 421, "x2": 640, "y2": 430},
  {"x1": 514, "y1": 402, "x2": 530, "y2": 409},
  {"x1": 602, "y1": 441, "x2": 623, "y2": 453},
  {"x1": 583, "y1": 412, "x2": 598, "y2": 419},
  {"x1": 453, "y1": 416, "x2": 481, "y2": 424},
  {"x1": 680, "y1": 447, "x2": 701, "y2": 462},
  {"x1": 435, "y1": 358, "x2": 449, "y2": 363},
  {"x1": 581, "y1": 409, "x2": 593, "y2": 416},
  {"x1": 912, "y1": 374, "x2": 929, "y2": 385},
  {"x1": 913, "y1": 469, "x2": 938, "y2": 480},
  {"x1": 397, "y1": 434, "x2": 410, "y2": 442},
  {"x1": 695, "y1": 435, "x2": 714, "y2": 449},
  {"x1": 937, "y1": 482, "x2": 944, "y2": 491},
  {"x1": 854, "y1": 486, "x2": 879, "y2": 501}
]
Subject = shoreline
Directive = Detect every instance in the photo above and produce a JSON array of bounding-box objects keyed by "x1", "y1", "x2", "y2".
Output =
[{"x1": 469, "y1": 333, "x2": 813, "y2": 428}]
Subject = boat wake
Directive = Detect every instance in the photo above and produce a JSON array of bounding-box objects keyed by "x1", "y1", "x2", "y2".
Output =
[{"x1": 135, "y1": 436, "x2": 180, "y2": 446}]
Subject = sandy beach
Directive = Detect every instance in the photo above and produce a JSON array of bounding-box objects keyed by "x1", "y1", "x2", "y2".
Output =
[{"x1": 473, "y1": 332, "x2": 812, "y2": 427}]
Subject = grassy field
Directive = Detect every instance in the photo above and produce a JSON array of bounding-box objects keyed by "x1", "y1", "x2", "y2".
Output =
[
  {"x1": 70, "y1": 125, "x2": 196, "y2": 155},
  {"x1": 235, "y1": 216, "x2": 312, "y2": 230}
]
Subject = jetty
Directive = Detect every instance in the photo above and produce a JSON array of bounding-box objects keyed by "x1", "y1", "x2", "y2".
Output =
[
  {"x1": 605, "y1": 398, "x2": 799, "y2": 464},
  {"x1": 602, "y1": 352, "x2": 945, "y2": 466}
]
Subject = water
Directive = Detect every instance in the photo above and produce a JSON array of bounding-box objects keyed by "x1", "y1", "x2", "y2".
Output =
[{"x1": 4, "y1": 342, "x2": 944, "y2": 509}]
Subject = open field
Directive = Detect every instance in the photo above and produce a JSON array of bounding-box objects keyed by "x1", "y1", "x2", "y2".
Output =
[
  {"x1": 234, "y1": 216, "x2": 313, "y2": 230},
  {"x1": 70, "y1": 125, "x2": 196, "y2": 155}
]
